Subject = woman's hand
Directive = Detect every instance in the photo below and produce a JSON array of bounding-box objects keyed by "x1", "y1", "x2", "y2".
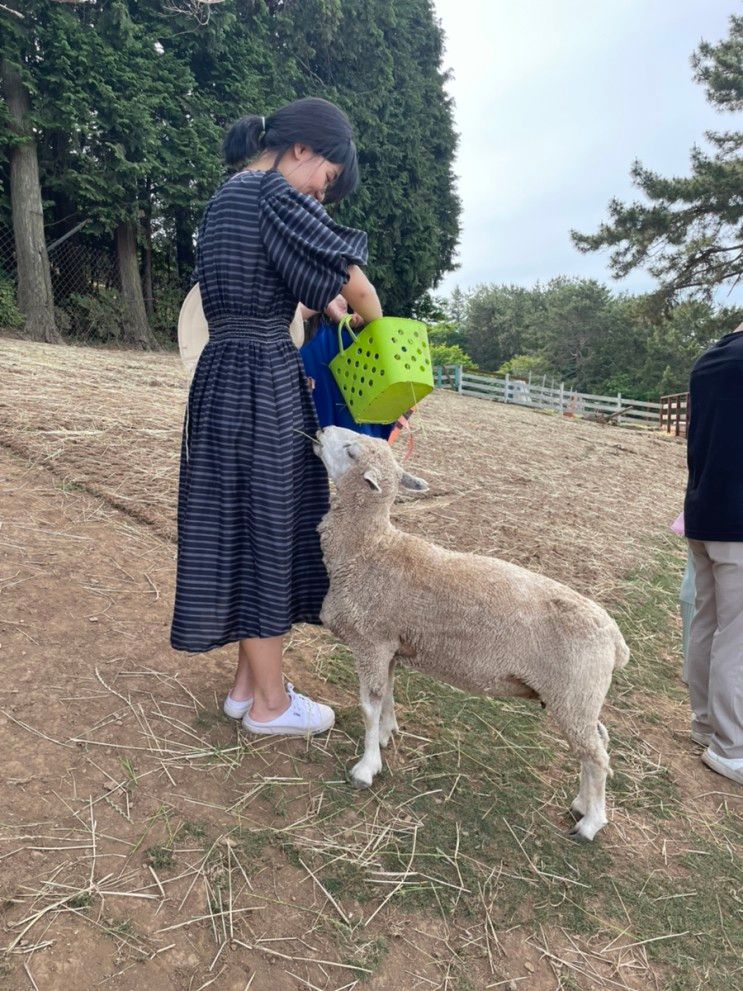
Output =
[{"x1": 324, "y1": 294, "x2": 364, "y2": 328}]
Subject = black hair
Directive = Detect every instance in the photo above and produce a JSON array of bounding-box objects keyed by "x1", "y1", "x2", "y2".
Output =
[{"x1": 222, "y1": 97, "x2": 359, "y2": 204}]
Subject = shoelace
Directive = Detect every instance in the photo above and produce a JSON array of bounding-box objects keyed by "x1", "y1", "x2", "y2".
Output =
[{"x1": 286, "y1": 683, "x2": 316, "y2": 720}]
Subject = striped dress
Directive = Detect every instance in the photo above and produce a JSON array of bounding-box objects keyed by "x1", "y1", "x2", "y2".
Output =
[{"x1": 170, "y1": 170, "x2": 368, "y2": 653}]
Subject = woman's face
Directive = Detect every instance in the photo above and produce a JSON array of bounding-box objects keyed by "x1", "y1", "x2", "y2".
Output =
[{"x1": 282, "y1": 144, "x2": 342, "y2": 203}]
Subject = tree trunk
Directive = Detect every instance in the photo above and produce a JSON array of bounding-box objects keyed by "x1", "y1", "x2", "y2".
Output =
[
  {"x1": 115, "y1": 219, "x2": 158, "y2": 349},
  {"x1": 1, "y1": 57, "x2": 61, "y2": 344}
]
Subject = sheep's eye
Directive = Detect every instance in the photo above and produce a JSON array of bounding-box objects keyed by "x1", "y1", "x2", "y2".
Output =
[{"x1": 344, "y1": 444, "x2": 357, "y2": 459}]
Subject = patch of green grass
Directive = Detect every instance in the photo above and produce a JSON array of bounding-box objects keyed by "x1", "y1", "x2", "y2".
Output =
[
  {"x1": 293, "y1": 540, "x2": 740, "y2": 989},
  {"x1": 104, "y1": 918, "x2": 135, "y2": 939},
  {"x1": 58, "y1": 478, "x2": 86, "y2": 494},
  {"x1": 194, "y1": 709, "x2": 222, "y2": 730},
  {"x1": 68, "y1": 891, "x2": 92, "y2": 909},
  {"x1": 119, "y1": 757, "x2": 138, "y2": 787},
  {"x1": 144, "y1": 844, "x2": 174, "y2": 869},
  {"x1": 239, "y1": 827, "x2": 272, "y2": 859},
  {"x1": 318, "y1": 643, "x2": 361, "y2": 694},
  {"x1": 610, "y1": 539, "x2": 687, "y2": 701},
  {"x1": 178, "y1": 819, "x2": 208, "y2": 843}
]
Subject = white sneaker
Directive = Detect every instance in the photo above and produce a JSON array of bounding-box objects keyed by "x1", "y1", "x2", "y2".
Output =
[
  {"x1": 241, "y1": 683, "x2": 335, "y2": 737},
  {"x1": 702, "y1": 748, "x2": 743, "y2": 785},
  {"x1": 223, "y1": 692, "x2": 253, "y2": 720}
]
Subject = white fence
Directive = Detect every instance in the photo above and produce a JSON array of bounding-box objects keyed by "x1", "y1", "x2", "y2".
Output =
[{"x1": 434, "y1": 366, "x2": 661, "y2": 427}]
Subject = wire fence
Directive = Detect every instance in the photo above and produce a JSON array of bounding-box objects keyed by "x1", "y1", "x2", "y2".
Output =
[{"x1": 0, "y1": 221, "x2": 182, "y2": 347}]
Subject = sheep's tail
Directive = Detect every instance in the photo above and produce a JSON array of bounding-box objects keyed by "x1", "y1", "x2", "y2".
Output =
[{"x1": 611, "y1": 621, "x2": 630, "y2": 670}]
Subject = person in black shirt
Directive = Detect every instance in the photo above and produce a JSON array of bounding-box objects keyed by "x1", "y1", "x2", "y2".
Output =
[{"x1": 684, "y1": 321, "x2": 743, "y2": 786}]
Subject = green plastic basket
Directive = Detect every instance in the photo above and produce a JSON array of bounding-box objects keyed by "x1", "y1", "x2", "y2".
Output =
[{"x1": 329, "y1": 316, "x2": 434, "y2": 424}]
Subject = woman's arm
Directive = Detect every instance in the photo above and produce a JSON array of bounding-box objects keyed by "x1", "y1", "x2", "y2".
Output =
[
  {"x1": 341, "y1": 265, "x2": 382, "y2": 324},
  {"x1": 298, "y1": 303, "x2": 317, "y2": 321}
]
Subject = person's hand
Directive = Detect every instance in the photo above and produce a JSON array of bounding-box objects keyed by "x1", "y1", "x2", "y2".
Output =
[{"x1": 324, "y1": 294, "x2": 363, "y2": 328}]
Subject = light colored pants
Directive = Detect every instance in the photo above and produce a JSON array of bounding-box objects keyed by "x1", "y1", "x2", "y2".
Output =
[
  {"x1": 687, "y1": 540, "x2": 743, "y2": 760},
  {"x1": 679, "y1": 550, "x2": 696, "y2": 684}
]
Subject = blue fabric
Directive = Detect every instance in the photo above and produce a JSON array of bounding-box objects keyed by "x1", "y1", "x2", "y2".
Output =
[{"x1": 300, "y1": 317, "x2": 393, "y2": 439}]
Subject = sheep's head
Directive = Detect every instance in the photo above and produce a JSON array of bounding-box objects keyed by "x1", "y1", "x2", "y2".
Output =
[{"x1": 314, "y1": 427, "x2": 428, "y2": 505}]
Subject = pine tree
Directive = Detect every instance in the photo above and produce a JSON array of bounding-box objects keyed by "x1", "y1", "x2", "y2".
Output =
[{"x1": 572, "y1": 14, "x2": 743, "y2": 301}]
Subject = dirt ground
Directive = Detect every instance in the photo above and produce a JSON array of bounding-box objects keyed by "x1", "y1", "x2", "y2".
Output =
[{"x1": 0, "y1": 339, "x2": 740, "y2": 991}]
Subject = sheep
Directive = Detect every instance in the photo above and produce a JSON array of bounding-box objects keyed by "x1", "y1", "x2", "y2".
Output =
[{"x1": 313, "y1": 426, "x2": 630, "y2": 842}]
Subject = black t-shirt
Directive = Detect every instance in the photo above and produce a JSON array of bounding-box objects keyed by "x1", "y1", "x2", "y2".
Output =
[{"x1": 684, "y1": 330, "x2": 743, "y2": 541}]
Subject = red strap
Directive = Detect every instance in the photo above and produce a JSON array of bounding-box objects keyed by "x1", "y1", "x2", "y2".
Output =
[{"x1": 388, "y1": 408, "x2": 415, "y2": 461}]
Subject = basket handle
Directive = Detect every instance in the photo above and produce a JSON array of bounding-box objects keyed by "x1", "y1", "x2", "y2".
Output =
[{"x1": 336, "y1": 313, "x2": 358, "y2": 352}]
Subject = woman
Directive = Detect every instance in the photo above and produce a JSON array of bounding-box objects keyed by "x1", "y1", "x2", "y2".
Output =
[{"x1": 170, "y1": 97, "x2": 382, "y2": 736}]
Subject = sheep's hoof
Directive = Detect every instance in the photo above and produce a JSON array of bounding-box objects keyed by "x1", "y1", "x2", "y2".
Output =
[
  {"x1": 349, "y1": 773, "x2": 372, "y2": 790},
  {"x1": 569, "y1": 801, "x2": 586, "y2": 822},
  {"x1": 348, "y1": 760, "x2": 380, "y2": 789},
  {"x1": 568, "y1": 824, "x2": 592, "y2": 843},
  {"x1": 568, "y1": 817, "x2": 607, "y2": 843}
]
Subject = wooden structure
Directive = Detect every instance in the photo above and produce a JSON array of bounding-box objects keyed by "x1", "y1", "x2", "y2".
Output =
[
  {"x1": 434, "y1": 366, "x2": 662, "y2": 428},
  {"x1": 659, "y1": 392, "x2": 689, "y2": 437}
]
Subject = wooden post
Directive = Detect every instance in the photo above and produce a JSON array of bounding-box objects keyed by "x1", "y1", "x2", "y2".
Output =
[
  {"x1": 456, "y1": 364, "x2": 463, "y2": 394},
  {"x1": 436, "y1": 366, "x2": 442, "y2": 388},
  {"x1": 504, "y1": 372, "x2": 510, "y2": 403},
  {"x1": 617, "y1": 392, "x2": 622, "y2": 426},
  {"x1": 559, "y1": 382, "x2": 564, "y2": 412},
  {"x1": 675, "y1": 395, "x2": 681, "y2": 437}
]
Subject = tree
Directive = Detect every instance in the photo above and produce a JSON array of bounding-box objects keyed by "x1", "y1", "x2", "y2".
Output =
[
  {"x1": 0, "y1": 4, "x2": 61, "y2": 343},
  {"x1": 497, "y1": 353, "x2": 551, "y2": 380},
  {"x1": 272, "y1": 0, "x2": 460, "y2": 315},
  {"x1": 2, "y1": 0, "x2": 460, "y2": 346},
  {"x1": 447, "y1": 284, "x2": 468, "y2": 327},
  {"x1": 463, "y1": 284, "x2": 540, "y2": 371},
  {"x1": 572, "y1": 14, "x2": 743, "y2": 301}
]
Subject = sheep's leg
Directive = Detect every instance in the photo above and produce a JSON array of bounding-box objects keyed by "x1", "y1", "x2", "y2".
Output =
[
  {"x1": 379, "y1": 656, "x2": 399, "y2": 748},
  {"x1": 570, "y1": 722, "x2": 610, "y2": 820},
  {"x1": 349, "y1": 685, "x2": 384, "y2": 788},
  {"x1": 556, "y1": 716, "x2": 609, "y2": 842},
  {"x1": 569, "y1": 758, "x2": 608, "y2": 843},
  {"x1": 570, "y1": 761, "x2": 591, "y2": 821},
  {"x1": 349, "y1": 643, "x2": 397, "y2": 788}
]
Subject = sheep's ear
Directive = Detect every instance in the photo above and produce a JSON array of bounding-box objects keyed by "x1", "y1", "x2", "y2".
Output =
[
  {"x1": 363, "y1": 469, "x2": 382, "y2": 493},
  {"x1": 399, "y1": 469, "x2": 428, "y2": 492}
]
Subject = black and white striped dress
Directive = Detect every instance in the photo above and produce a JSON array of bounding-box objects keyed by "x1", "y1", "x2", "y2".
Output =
[{"x1": 170, "y1": 170, "x2": 368, "y2": 653}]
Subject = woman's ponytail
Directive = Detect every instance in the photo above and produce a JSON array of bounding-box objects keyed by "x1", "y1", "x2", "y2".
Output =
[
  {"x1": 222, "y1": 98, "x2": 359, "y2": 202},
  {"x1": 222, "y1": 115, "x2": 267, "y2": 167}
]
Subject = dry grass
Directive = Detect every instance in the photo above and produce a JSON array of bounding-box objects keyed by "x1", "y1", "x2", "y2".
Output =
[{"x1": 0, "y1": 336, "x2": 688, "y2": 595}]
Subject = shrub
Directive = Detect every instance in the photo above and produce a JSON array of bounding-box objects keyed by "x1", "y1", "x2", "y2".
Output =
[
  {"x1": 0, "y1": 270, "x2": 23, "y2": 329},
  {"x1": 496, "y1": 353, "x2": 552, "y2": 380},
  {"x1": 62, "y1": 289, "x2": 129, "y2": 343},
  {"x1": 429, "y1": 342, "x2": 475, "y2": 367}
]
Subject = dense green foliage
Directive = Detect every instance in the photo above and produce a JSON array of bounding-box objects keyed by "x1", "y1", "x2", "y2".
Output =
[
  {"x1": 0, "y1": 0, "x2": 459, "y2": 339},
  {"x1": 450, "y1": 278, "x2": 742, "y2": 400},
  {"x1": 0, "y1": 267, "x2": 22, "y2": 328},
  {"x1": 572, "y1": 14, "x2": 743, "y2": 302}
]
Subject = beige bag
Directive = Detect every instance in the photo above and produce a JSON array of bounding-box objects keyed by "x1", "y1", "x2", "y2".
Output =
[{"x1": 178, "y1": 284, "x2": 304, "y2": 378}]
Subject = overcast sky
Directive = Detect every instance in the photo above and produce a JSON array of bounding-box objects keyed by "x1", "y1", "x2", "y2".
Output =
[{"x1": 432, "y1": 0, "x2": 741, "y2": 302}]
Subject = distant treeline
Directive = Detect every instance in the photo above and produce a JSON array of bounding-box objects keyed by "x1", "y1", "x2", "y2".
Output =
[{"x1": 428, "y1": 280, "x2": 742, "y2": 401}]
